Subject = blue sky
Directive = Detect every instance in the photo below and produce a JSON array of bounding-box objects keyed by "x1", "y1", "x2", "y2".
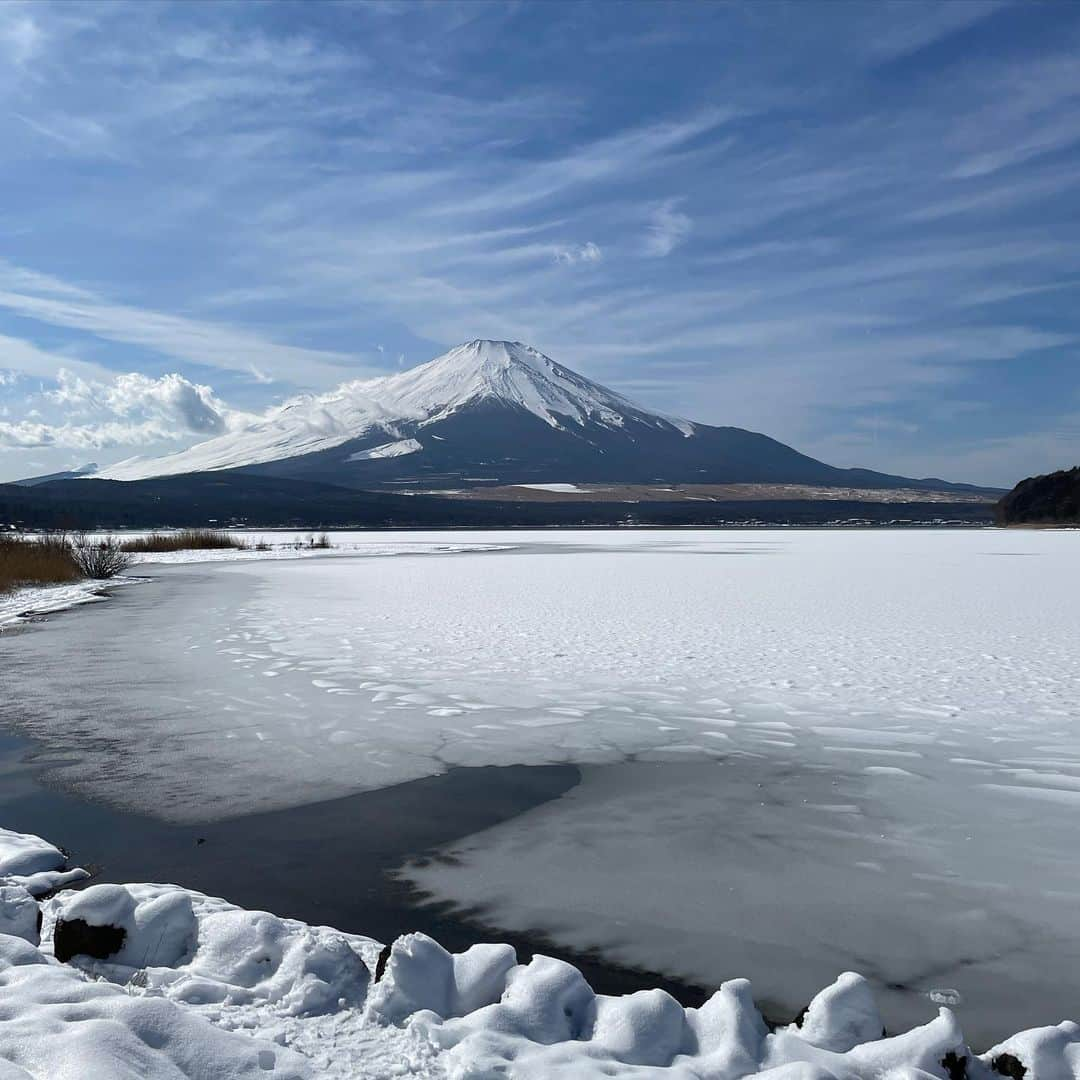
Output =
[{"x1": 1, "y1": 0, "x2": 1078, "y2": 486}]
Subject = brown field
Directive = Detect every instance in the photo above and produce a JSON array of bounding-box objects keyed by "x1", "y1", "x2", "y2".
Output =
[{"x1": 0, "y1": 533, "x2": 81, "y2": 594}]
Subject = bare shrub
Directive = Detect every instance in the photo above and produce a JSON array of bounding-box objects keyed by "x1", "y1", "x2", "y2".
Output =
[
  {"x1": 71, "y1": 535, "x2": 134, "y2": 579},
  {"x1": 121, "y1": 529, "x2": 249, "y2": 553}
]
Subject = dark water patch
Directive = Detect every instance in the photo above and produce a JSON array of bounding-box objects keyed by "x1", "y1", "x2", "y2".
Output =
[{"x1": 0, "y1": 732, "x2": 713, "y2": 1004}]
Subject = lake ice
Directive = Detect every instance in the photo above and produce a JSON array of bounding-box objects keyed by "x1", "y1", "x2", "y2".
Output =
[{"x1": 2, "y1": 528, "x2": 1079, "y2": 1043}]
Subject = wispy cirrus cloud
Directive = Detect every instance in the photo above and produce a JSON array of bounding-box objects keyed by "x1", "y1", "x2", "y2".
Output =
[
  {"x1": 0, "y1": 0, "x2": 1079, "y2": 485},
  {"x1": 554, "y1": 242, "x2": 602, "y2": 265},
  {"x1": 0, "y1": 261, "x2": 370, "y2": 387},
  {"x1": 0, "y1": 5, "x2": 41, "y2": 67},
  {"x1": 644, "y1": 199, "x2": 692, "y2": 257}
]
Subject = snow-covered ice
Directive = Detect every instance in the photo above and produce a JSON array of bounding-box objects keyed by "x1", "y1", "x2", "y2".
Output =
[
  {"x1": 3, "y1": 528, "x2": 1079, "y2": 1045},
  {"x1": 10, "y1": 528, "x2": 1075, "y2": 812}
]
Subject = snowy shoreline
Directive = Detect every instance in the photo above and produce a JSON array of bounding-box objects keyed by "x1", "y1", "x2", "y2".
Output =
[
  {"x1": 3, "y1": 529, "x2": 1080, "y2": 1075},
  {"x1": 0, "y1": 531, "x2": 518, "y2": 629},
  {"x1": 1, "y1": 824, "x2": 1076, "y2": 1079}
]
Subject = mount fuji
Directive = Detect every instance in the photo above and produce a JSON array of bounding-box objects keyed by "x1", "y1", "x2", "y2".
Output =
[{"x1": 95, "y1": 340, "x2": 974, "y2": 493}]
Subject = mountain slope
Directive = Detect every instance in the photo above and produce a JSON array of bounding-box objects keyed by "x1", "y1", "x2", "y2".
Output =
[
  {"x1": 97, "y1": 340, "x2": 981, "y2": 493},
  {"x1": 13, "y1": 463, "x2": 99, "y2": 487}
]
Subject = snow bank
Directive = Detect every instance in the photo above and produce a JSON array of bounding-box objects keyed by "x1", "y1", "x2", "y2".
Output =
[
  {"x1": 0, "y1": 887, "x2": 39, "y2": 944},
  {"x1": 366, "y1": 932, "x2": 517, "y2": 1025},
  {"x1": 0, "y1": 827, "x2": 89, "y2": 896},
  {"x1": 1, "y1": 531, "x2": 515, "y2": 627},
  {"x1": 0, "y1": 578, "x2": 126, "y2": 628},
  {"x1": 0, "y1": 858, "x2": 1077, "y2": 1079},
  {"x1": 373, "y1": 933, "x2": 1063, "y2": 1080},
  {"x1": 44, "y1": 883, "x2": 374, "y2": 1018},
  {"x1": 0, "y1": 931, "x2": 306, "y2": 1079}
]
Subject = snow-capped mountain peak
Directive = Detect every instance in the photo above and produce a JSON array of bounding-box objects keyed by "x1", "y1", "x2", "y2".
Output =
[
  {"x1": 374, "y1": 339, "x2": 670, "y2": 432},
  {"x1": 98, "y1": 341, "x2": 695, "y2": 481}
]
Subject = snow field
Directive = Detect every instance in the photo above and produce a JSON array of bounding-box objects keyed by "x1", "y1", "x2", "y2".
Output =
[{"x1": 4, "y1": 528, "x2": 1079, "y2": 1057}]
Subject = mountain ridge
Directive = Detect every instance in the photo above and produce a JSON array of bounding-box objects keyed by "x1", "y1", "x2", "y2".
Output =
[{"x1": 90, "y1": 340, "x2": 986, "y2": 494}]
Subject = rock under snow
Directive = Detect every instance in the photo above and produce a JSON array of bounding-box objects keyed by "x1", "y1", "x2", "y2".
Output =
[{"x1": 45, "y1": 882, "x2": 373, "y2": 1019}]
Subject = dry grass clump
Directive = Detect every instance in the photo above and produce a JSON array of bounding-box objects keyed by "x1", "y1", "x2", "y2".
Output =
[
  {"x1": 289, "y1": 533, "x2": 332, "y2": 550},
  {"x1": 0, "y1": 533, "x2": 133, "y2": 594},
  {"x1": 120, "y1": 529, "x2": 248, "y2": 553},
  {"x1": 0, "y1": 533, "x2": 80, "y2": 594}
]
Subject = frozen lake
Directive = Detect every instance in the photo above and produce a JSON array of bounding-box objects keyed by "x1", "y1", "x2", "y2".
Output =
[{"x1": 2, "y1": 528, "x2": 1078, "y2": 1046}]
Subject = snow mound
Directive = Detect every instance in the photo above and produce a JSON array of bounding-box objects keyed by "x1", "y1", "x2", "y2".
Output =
[
  {"x1": 98, "y1": 340, "x2": 694, "y2": 480},
  {"x1": 367, "y1": 932, "x2": 1066, "y2": 1080},
  {"x1": 781, "y1": 972, "x2": 884, "y2": 1052},
  {"x1": 45, "y1": 883, "x2": 374, "y2": 1018},
  {"x1": 0, "y1": 931, "x2": 306, "y2": 1079},
  {"x1": 0, "y1": 827, "x2": 89, "y2": 897},
  {"x1": 397, "y1": 942, "x2": 962, "y2": 1080},
  {"x1": 984, "y1": 1021, "x2": 1080, "y2": 1078},
  {"x1": 0, "y1": 887, "x2": 40, "y2": 945},
  {"x1": 366, "y1": 932, "x2": 517, "y2": 1025}
]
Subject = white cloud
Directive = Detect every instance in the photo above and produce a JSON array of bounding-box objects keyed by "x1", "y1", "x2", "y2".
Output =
[
  {"x1": 554, "y1": 242, "x2": 602, "y2": 265},
  {"x1": 0, "y1": 418, "x2": 169, "y2": 451},
  {"x1": 0, "y1": 8, "x2": 40, "y2": 67},
  {"x1": 644, "y1": 199, "x2": 692, "y2": 257},
  {"x1": 0, "y1": 369, "x2": 254, "y2": 452}
]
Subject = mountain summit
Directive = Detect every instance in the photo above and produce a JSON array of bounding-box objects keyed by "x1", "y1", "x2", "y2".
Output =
[
  {"x1": 364, "y1": 339, "x2": 695, "y2": 436},
  {"x1": 98, "y1": 340, "x2": 971, "y2": 492}
]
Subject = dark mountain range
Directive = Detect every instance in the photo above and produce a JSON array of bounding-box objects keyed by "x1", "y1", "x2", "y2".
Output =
[{"x1": 0, "y1": 471, "x2": 995, "y2": 531}]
